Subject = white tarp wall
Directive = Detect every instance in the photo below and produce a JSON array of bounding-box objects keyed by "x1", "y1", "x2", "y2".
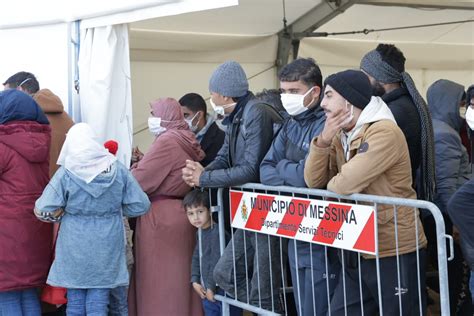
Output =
[
  {"x1": 0, "y1": 24, "x2": 71, "y2": 108},
  {"x1": 79, "y1": 25, "x2": 133, "y2": 164}
]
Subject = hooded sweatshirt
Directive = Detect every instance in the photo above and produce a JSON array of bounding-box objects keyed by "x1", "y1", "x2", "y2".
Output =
[
  {"x1": 341, "y1": 96, "x2": 396, "y2": 161},
  {"x1": 0, "y1": 90, "x2": 52, "y2": 291},
  {"x1": 427, "y1": 79, "x2": 471, "y2": 213},
  {"x1": 34, "y1": 89, "x2": 74, "y2": 177}
]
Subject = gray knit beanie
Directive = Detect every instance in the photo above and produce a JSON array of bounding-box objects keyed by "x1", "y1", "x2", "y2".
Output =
[{"x1": 209, "y1": 61, "x2": 249, "y2": 98}]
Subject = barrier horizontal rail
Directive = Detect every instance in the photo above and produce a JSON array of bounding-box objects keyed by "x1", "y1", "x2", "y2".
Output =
[{"x1": 210, "y1": 184, "x2": 450, "y2": 316}]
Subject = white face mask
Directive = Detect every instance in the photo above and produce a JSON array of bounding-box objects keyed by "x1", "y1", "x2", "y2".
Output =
[
  {"x1": 280, "y1": 86, "x2": 315, "y2": 116},
  {"x1": 185, "y1": 112, "x2": 200, "y2": 133},
  {"x1": 210, "y1": 98, "x2": 236, "y2": 119},
  {"x1": 148, "y1": 117, "x2": 167, "y2": 136},
  {"x1": 466, "y1": 107, "x2": 474, "y2": 130}
]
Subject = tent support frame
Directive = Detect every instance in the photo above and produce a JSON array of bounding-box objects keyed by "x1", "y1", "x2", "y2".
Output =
[{"x1": 275, "y1": 0, "x2": 356, "y2": 72}]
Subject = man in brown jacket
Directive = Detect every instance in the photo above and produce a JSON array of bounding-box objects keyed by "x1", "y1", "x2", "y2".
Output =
[
  {"x1": 304, "y1": 70, "x2": 427, "y2": 316},
  {"x1": 4, "y1": 72, "x2": 74, "y2": 177}
]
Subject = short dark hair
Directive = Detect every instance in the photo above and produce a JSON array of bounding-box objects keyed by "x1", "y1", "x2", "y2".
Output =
[
  {"x1": 375, "y1": 44, "x2": 406, "y2": 73},
  {"x1": 3, "y1": 71, "x2": 40, "y2": 94},
  {"x1": 179, "y1": 93, "x2": 207, "y2": 114},
  {"x1": 183, "y1": 189, "x2": 210, "y2": 211},
  {"x1": 278, "y1": 58, "x2": 323, "y2": 88},
  {"x1": 255, "y1": 89, "x2": 285, "y2": 114}
]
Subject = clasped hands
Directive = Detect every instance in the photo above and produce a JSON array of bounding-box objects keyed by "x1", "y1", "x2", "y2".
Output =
[{"x1": 182, "y1": 160, "x2": 204, "y2": 187}]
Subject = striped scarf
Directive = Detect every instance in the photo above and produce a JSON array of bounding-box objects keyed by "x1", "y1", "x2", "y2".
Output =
[{"x1": 361, "y1": 50, "x2": 436, "y2": 202}]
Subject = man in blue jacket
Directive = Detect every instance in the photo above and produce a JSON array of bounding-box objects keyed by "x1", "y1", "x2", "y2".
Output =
[{"x1": 260, "y1": 58, "x2": 339, "y2": 316}]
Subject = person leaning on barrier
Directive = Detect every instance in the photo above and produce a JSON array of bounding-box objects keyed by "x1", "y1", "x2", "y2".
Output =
[
  {"x1": 304, "y1": 69, "x2": 427, "y2": 316},
  {"x1": 182, "y1": 61, "x2": 284, "y2": 313},
  {"x1": 260, "y1": 57, "x2": 340, "y2": 316}
]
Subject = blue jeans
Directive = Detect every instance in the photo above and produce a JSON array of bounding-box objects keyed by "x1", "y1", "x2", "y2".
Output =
[
  {"x1": 0, "y1": 288, "x2": 41, "y2": 316},
  {"x1": 109, "y1": 286, "x2": 128, "y2": 316},
  {"x1": 288, "y1": 240, "x2": 340, "y2": 316},
  {"x1": 67, "y1": 289, "x2": 110, "y2": 316}
]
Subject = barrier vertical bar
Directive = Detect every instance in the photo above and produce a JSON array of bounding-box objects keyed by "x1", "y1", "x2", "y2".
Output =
[
  {"x1": 279, "y1": 236, "x2": 288, "y2": 316},
  {"x1": 325, "y1": 246, "x2": 332, "y2": 316},
  {"x1": 414, "y1": 207, "x2": 422, "y2": 316},
  {"x1": 217, "y1": 188, "x2": 229, "y2": 316},
  {"x1": 393, "y1": 205, "x2": 402, "y2": 315},
  {"x1": 357, "y1": 252, "x2": 364, "y2": 316},
  {"x1": 431, "y1": 203, "x2": 450, "y2": 315},
  {"x1": 374, "y1": 202, "x2": 383, "y2": 315},
  {"x1": 267, "y1": 234, "x2": 275, "y2": 312}
]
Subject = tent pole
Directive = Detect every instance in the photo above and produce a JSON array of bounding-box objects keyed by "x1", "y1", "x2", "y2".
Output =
[{"x1": 275, "y1": 0, "x2": 356, "y2": 72}]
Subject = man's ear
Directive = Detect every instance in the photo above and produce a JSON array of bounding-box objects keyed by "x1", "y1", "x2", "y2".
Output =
[{"x1": 312, "y1": 86, "x2": 322, "y2": 102}]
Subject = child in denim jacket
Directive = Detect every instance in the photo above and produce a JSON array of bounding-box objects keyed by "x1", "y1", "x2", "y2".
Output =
[{"x1": 35, "y1": 123, "x2": 150, "y2": 315}]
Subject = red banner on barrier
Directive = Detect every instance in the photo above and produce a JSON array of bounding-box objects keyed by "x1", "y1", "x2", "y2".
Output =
[{"x1": 230, "y1": 190, "x2": 376, "y2": 255}]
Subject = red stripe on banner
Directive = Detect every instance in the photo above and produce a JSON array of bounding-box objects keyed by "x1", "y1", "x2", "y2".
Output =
[
  {"x1": 353, "y1": 212, "x2": 375, "y2": 254},
  {"x1": 313, "y1": 203, "x2": 351, "y2": 244},
  {"x1": 230, "y1": 191, "x2": 244, "y2": 222},
  {"x1": 245, "y1": 195, "x2": 274, "y2": 231},
  {"x1": 276, "y1": 199, "x2": 310, "y2": 237}
]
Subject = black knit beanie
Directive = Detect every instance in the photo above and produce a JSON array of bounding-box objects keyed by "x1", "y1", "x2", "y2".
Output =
[{"x1": 324, "y1": 70, "x2": 372, "y2": 109}]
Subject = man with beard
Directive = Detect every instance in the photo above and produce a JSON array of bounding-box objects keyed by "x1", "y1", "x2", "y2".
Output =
[{"x1": 360, "y1": 44, "x2": 435, "y2": 202}]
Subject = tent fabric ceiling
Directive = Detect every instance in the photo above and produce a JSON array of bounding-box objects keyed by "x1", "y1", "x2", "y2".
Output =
[
  {"x1": 299, "y1": 4, "x2": 474, "y2": 71},
  {"x1": 131, "y1": 0, "x2": 321, "y2": 36},
  {"x1": 129, "y1": 1, "x2": 473, "y2": 71},
  {"x1": 316, "y1": 4, "x2": 474, "y2": 44}
]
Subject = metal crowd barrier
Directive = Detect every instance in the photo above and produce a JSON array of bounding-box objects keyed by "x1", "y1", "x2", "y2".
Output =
[{"x1": 198, "y1": 183, "x2": 451, "y2": 316}]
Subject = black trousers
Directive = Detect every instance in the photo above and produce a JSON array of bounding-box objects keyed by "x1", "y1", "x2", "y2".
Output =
[{"x1": 329, "y1": 250, "x2": 427, "y2": 316}]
